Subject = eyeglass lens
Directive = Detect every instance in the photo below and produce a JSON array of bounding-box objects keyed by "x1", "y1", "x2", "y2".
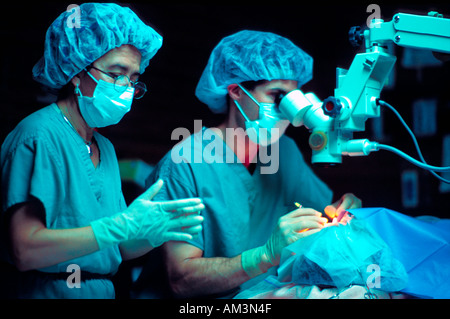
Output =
[{"x1": 114, "y1": 76, "x2": 147, "y2": 99}]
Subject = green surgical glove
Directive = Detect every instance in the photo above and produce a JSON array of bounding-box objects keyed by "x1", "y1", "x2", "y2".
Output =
[
  {"x1": 91, "y1": 179, "x2": 205, "y2": 250},
  {"x1": 242, "y1": 208, "x2": 327, "y2": 277}
]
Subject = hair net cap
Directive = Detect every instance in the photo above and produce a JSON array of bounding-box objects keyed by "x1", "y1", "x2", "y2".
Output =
[
  {"x1": 195, "y1": 30, "x2": 313, "y2": 114},
  {"x1": 33, "y1": 3, "x2": 163, "y2": 89}
]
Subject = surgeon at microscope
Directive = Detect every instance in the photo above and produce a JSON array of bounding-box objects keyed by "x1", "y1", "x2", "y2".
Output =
[
  {"x1": 0, "y1": 3, "x2": 205, "y2": 299},
  {"x1": 143, "y1": 30, "x2": 362, "y2": 298}
]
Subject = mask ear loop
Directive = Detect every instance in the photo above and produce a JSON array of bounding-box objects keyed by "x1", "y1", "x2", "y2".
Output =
[
  {"x1": 74, "y1": 69, "x2": 99, "y2": 98},
  {"x1": 237, "y1": 84, "x2": 262, "y2": 107},
  {"x1": 84, "y1": 68, "x2": 99, "y2": 84},
  {"x1": 239, "y1": 84, "x2": 288, "y2": 122},
  {"x1": 233, "y1": 100, "x2": 252, "y2": 122},
  {"x1": 234, "y1": 84, "x2": 263, "y2": 124}
]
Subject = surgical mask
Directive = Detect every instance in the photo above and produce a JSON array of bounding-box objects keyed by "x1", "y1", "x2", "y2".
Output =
[
  {"x1": 234, "y1": 84, "x2": 290, "y2": 146},
  {"x1": 76, "y1": 70, "x2": 134, "y2": 128}
]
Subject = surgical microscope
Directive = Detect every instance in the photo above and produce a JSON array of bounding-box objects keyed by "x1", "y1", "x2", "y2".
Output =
[{"x1": 278, "y1": 11, "x2": 450, "y2": 182}]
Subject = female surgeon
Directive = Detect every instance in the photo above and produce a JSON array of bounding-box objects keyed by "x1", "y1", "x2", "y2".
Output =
[{"x1": 0, "y1": 3, "x2": 204, "y2": 298}]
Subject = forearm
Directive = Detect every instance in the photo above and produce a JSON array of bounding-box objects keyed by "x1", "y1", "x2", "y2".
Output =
[
  {"x1": 164, "y1": 241, "x2": 269, "y2": 298},
  {"x1": 119, "y1": 239, "x2": 154, "y2": 261},
  {"x1": 12, "y1": 225, "x2": 99, "y2": 272},
  {"x1": 169, "y1": 254, "x2": 251, "y2": 298},
  {"x1": 8, "y1": 202, "x2": 99, "y2": 272},
  {"x1": 17, "y1": 228, "x2": 154, "y2": 270}
]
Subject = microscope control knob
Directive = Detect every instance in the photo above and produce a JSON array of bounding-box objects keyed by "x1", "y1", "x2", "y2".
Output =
[
  {"x1": 349, "y1": 26, "x2": 364, "y2": 48},
  {"x1": 322, "y1": 96, "x2": 342, "y2": 118}
]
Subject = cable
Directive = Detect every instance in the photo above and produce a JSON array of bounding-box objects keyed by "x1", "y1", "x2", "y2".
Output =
[
  {"x1": 378, "y1": 100, "x2": 450, "y2": 183},
  {"x1": 378, "y1": 100, "x2": 426, "y2": 162},
  {"x1": 379, "y1": 99, "x2": 448, "y2": 182},
  {"x1": 377, "y1": 144, "x2": 450, "y2": 172}
]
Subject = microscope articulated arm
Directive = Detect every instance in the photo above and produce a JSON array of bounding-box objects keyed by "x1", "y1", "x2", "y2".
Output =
[
  {"x1": 367, "y1": 12, "x2": 450, "y2": 54},
  {"x1": 278, "y1": 11, "x2": 450, "y2": 168}
]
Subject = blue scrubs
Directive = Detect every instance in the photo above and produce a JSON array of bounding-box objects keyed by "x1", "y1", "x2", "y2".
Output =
[
  {"x1": 146, "y1": 127, "x2": 333, "y2": 294},
  {"x1": 1, "y1": 104, "x2": 126, "y2": 298}
]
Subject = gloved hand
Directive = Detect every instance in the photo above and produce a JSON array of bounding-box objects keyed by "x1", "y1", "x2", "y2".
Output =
[
  {"x1": 324, "y1": 193, "x2": 362, "y2": 221},
  {"x1": 91, "y1": 179, "x2": 205, "y2": 250},
  {"x1": 241, "y1": 208, "x2": 327, "y2": 277}
]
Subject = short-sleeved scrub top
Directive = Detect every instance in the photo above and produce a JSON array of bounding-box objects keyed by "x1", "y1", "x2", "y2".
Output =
[
  {"x1": 145, "y1": 127, "x2": 333, "y2": 296},
  {"x1": 1, "y1": 104, "x2": 127, "y2": 298}
]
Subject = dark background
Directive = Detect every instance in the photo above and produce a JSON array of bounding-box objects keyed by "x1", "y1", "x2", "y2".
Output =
[{"x1": 1, "y1": 1, "x2": 449, "y2": 219}]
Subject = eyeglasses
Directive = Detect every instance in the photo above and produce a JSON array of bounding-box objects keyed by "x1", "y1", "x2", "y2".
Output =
[{"x1": 89, "y1": 66, "x2": 147, "y2": 100}]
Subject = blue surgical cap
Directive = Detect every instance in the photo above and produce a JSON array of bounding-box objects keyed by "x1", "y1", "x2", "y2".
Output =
[
  {"x1": 195, "y1": 30, "x2": 313, "y2": 114},
  {"x1": 33, "y1": 3, "x2": 163, "y2": 89}
]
